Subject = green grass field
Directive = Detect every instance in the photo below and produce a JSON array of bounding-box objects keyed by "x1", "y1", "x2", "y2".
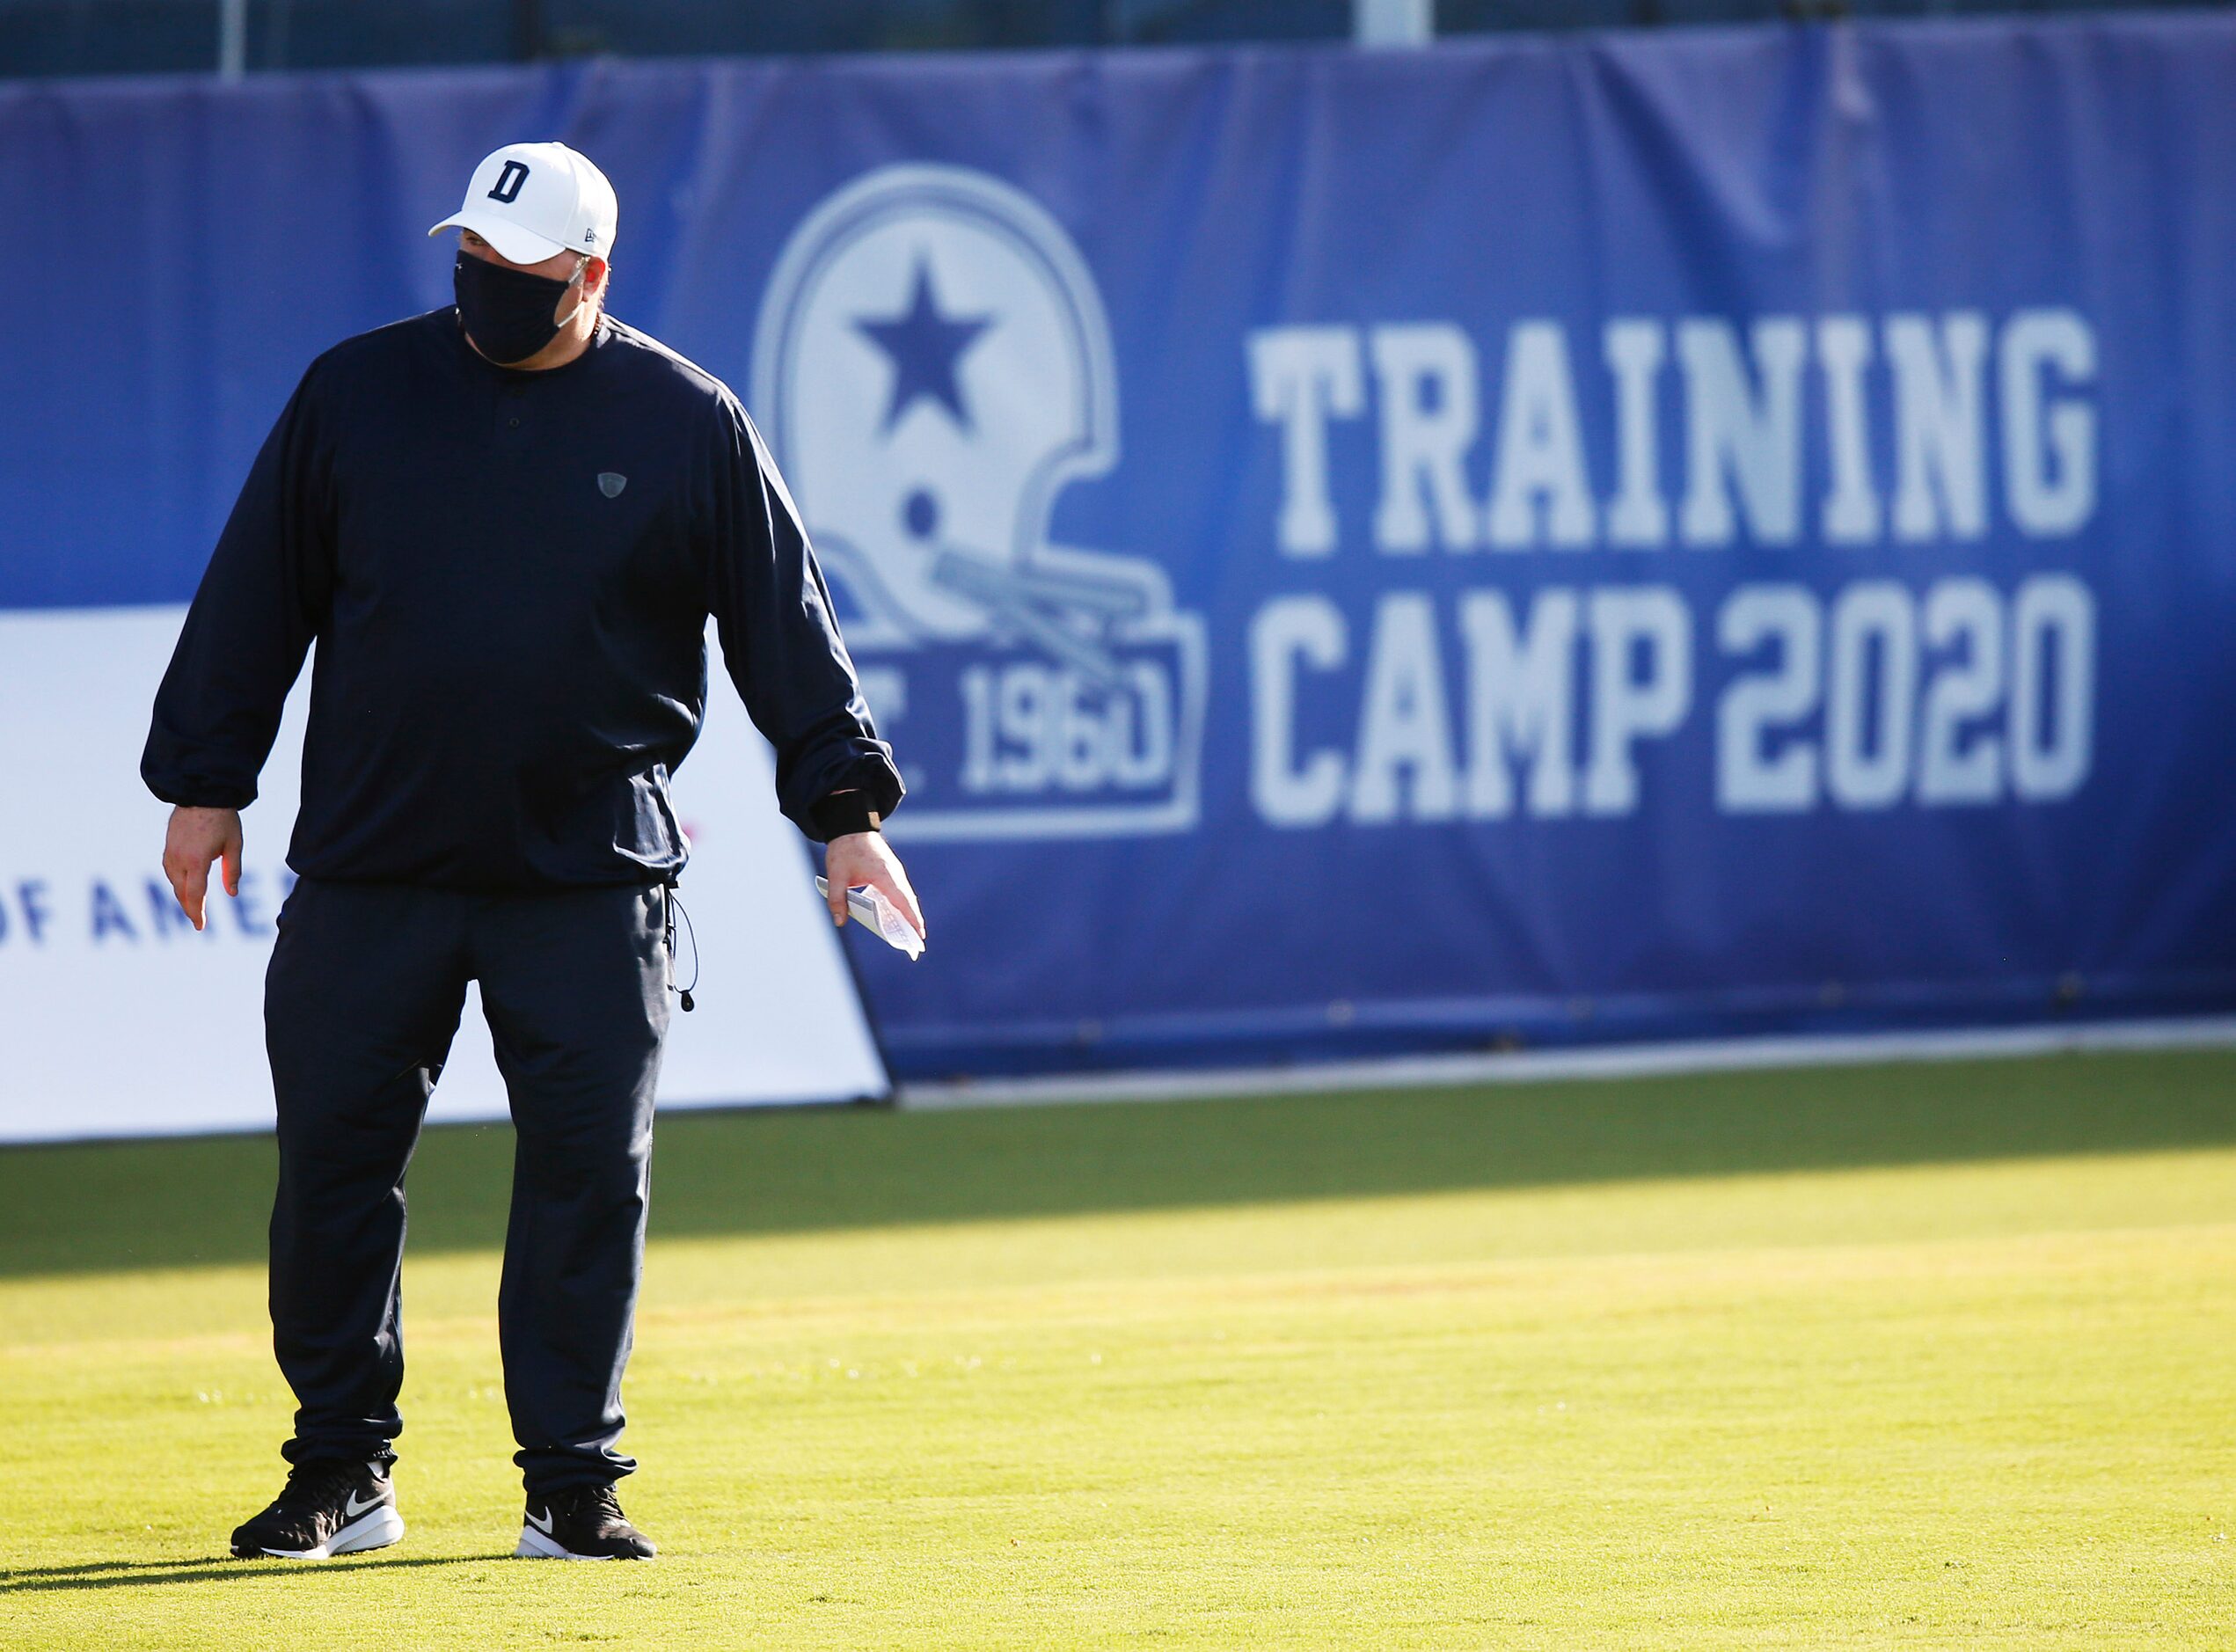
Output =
[{"x1": 1, "y1": 1049, "x2": 2232, "y2": 1648}]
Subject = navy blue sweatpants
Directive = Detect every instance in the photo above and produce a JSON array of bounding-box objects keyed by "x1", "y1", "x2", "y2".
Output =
[{"x1": 263, "y1": 876, "x2": 669, "y2": 1495}]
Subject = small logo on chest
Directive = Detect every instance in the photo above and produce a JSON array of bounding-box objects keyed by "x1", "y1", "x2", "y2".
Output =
[{"x1": 597, "y1": 471, "x2": 627, "y2": 499}]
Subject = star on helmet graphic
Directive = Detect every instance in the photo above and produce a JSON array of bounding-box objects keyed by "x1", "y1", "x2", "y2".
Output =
[{"x1": 854, "y1": 259, "x2": 993, "y2": 432}]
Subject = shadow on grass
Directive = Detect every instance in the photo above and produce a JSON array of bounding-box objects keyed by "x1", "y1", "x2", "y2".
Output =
[
  {"x1": 0, "y1": 1553, "x2": 514, "y2": 1592},
  {"x1": 2, "y1": 1047, "x2": 2232, "y2": 1279}
]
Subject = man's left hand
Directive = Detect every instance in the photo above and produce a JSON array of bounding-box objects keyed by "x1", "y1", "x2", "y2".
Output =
[{"x1": 823, "y1": 831, "x2": 924, "y2": 940}]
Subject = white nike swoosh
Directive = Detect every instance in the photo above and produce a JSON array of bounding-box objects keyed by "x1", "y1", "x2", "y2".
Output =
[
  {"x1": 344, "y1": 1488, "x2": 384, "y2": 1518},
  {"x1": 526, "y1": 1508, "x2": 555, "y2": 1535}
]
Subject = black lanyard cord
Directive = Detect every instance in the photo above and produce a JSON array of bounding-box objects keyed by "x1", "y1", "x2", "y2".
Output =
[{"x1": 662, "y1": 881, "x2": 700, "y2": 1012}]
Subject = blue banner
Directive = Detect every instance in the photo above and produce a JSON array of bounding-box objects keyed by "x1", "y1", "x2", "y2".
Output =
[{"x1": 7, "y1": 19, "x2": 2236, "y2": 1078}]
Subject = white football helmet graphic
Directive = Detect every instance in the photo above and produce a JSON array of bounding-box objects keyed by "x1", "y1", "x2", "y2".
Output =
[
  {"x1": 752, "y1": 164, "x2": 1170, "y2": 676},
  {"x1": 753, "y1": 164, "x2": 1206, "y2": 841}
]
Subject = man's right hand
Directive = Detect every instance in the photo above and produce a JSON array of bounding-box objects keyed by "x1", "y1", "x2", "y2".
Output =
[{"x1": 164, "y1": 805, "x2": 244, "y2": 932}]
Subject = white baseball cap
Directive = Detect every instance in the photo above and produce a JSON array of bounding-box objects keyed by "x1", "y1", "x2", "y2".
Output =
[{"x1": 427, "y1": 141, "x2": 618, "y2": 266}]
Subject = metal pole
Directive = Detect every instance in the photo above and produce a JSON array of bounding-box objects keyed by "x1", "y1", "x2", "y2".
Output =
[
  {"x1": 513, "y1": 0, "x2": 544, "y2": 62},
  {"x1": 216, "y1": 0, "x2": 247, "y2": 79},
  {"x1": 1355, "y1": 0, "x2": 1433, "y2": 47}
]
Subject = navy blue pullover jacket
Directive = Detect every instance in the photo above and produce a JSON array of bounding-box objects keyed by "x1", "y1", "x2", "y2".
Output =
[{"x1": 142, "y1": 308, "x2": 902, "y2": 889}]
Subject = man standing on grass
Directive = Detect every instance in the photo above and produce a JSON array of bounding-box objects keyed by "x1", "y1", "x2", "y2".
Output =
[{"x1": 143, "y1": 142, "x2": 922, "y2": 1562}]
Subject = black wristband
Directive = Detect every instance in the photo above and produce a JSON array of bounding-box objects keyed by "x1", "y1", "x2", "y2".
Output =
[{"x1": 810, "y1": 791, "x2": 883, "y2": 840}]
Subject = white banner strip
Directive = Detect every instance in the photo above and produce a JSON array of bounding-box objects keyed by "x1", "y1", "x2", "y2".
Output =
[
  {"x1": 899, "y1": 1015, "x2": 2236, "y2": 1111},
  {"x1": 0, "y1": 607, "x2": 887, "y2": 1143}
]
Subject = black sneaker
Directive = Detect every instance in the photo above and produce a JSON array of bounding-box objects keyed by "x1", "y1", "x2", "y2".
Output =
[
  {"x1": 230, "y1": 1458, "x2": 404, "y2": 1561},
  {"x1": 516, "y1": 1482, "x2": 656, "y2": 1561}
]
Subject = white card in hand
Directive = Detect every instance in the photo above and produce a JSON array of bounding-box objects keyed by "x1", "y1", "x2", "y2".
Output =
[{"x1": 815, "y1": 875, "x2": 924, "y2": 960}]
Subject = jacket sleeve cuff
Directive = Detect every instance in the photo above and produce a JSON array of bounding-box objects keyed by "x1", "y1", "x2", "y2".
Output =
[
  {"x1": 793, "y1": 748, "x2": 904, "y2": 841},
  {"x1": 142, "y1": 771, "x2": 259, "y2": 812},
  {"x1": 809, "y1": 789, "x2": 884, "y2": 841}
]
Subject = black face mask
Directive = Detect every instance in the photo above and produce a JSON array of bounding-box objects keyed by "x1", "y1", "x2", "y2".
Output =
[{"x1": 453, "y1": 250, "x2": 585, "y2": 366}]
